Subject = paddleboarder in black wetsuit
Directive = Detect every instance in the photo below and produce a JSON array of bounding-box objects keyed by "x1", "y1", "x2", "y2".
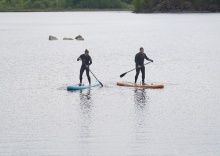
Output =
[
  {"x1": 135, "y1": 47, "x2": 153, "y2": 84},
  {"x1": 77, "y1": 49, "x2": 92, "y2": 86}
]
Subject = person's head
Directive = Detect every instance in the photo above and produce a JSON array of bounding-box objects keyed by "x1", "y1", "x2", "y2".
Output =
[
  {"x1": 140, "y1": 47, "x2": 144, "y2": 53},
  {"x1": 85, "y1": 49, "x2": 89, "y2": 55}
]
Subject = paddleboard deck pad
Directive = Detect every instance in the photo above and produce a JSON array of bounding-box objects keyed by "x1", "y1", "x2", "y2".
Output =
[
  {"x1": 117, "y1": 82, "x2": 164, "y2": 89},
  {"x1": 67, "y1": 82, "x2": 100, "y2": 90}
]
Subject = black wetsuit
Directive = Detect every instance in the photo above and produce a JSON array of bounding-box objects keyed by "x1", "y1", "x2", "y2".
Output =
[
  {"x1": 134, "y1": 52, "x2": 152, "y2": 84},
  {"x1": 77, "y1": 54, "x2": 92, "y2": 84}
]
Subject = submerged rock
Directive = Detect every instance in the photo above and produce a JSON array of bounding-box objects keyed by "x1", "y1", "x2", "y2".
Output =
[
  {"x1": 75, "y1": 35, "x2": 84, "y2": 40},
  {"x1": 49, "y1": 36, "x2": 58, "y2": 40}
]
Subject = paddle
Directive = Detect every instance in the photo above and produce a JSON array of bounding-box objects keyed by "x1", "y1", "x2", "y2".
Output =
[
  {"x1": 82, "y1": 61, "x2": 103, "y2": 87},
  {"x1": 120, "y1": 62, "x2": 152, "y2": 78}
]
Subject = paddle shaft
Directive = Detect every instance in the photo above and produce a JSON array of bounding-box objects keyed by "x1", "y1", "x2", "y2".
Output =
[
  {"x1": 82, "y1": 61, "x2": 103, "y2": 87},
  {"x1": 120, "y1": 62, "x2": 152, "y2": 78}
]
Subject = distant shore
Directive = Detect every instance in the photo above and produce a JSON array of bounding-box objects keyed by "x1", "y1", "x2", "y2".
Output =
[
  {"x1": 132, "y1": 0, "x2": 219, "y2": 13},
  {"x1": 1, "y1": 9, "x2": 219, "y2": 13},
  {"x1": 1, "y1": 10, "x2": 219, "y2": 13},
  {"x1": 134, "y1": 10, "x2": 220, "y2": 13},
  {"x1": 0, "y1": 8, "x2": 133, "y2": 12},
  {"x1": 1, "y1": 7, "x2": 219, "y2": 13},
  {"x1": 1, "y1": 0, "x2": 219, "y2": 13},
  {"x1": 134, "y1": 9, "x2": 220, "y2": 13}
]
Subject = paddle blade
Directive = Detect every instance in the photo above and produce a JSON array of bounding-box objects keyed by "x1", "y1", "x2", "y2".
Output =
[
  {"x1": 99, "y1": 81, "x2": 103, "y2": 87},
  {"x1": 120, "y1": 73, "x2": 127, "y2": 78}
]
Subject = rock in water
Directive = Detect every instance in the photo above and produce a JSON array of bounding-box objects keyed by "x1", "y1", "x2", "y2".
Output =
[
  {"x1": 63, "y1": 37, "x2": 73, "y2": 40},
  {"x1": 75, "y1": 35, "x2": 84, "y2": 40},
  {"x1": 49, "y1": 36, "x2": 58, "y2": 40}
]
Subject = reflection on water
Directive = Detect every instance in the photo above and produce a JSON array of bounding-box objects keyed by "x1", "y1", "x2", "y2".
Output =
[
  {"x1": 133, "y1": 88, "x2": 150, "y2": 152},
  {"x1": 133, "y1": 88, "x2": 149, "y2": 108},
  {"x1": 78, "y1": 89, "x2": 93, "y2": 150},
  {"x1": 79, "y1": 89, "x2": 92, "y2": 105}
]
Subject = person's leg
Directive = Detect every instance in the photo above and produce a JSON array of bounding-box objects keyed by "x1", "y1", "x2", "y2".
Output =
[
  {"x1": 86, "y1": 68, "x2": 91, "y2": 84},
  {"x1": 79, "y1": 67, "x2": 85, "y2": 85},
  {"x1": 135, "y1": 67, "x2": 141, "y2": 83},
  {"x1": 140, "y1": 66, "x2": 145, "y2": 84}
]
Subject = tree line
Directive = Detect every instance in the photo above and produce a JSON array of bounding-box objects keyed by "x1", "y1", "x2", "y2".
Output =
[
  {"x1": 0, "y1": 0, "x2": 132, "y2": 11},
  {"x1": 0, "y1": 0, "x2": 219, "y2": 12},
  {"x1": 133, "y1": 0, "x2": 220, "y2": 12}
]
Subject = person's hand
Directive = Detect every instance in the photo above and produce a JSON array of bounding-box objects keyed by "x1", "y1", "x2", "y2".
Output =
[
  {"x1": 77, "y1": 58, "x2": 81, "y2": 61},
  {"x1": 77, "y1": 58, "x2": 79, "y2": 61},
  {"x1": 138, "y1": 65, "x2": 141, "y2": 68},
  {"x1": 86, "y1": 65, "x2": 89, "y2": 68},
  {"x1": 150, "y1": 59, "x2": 153, "y2": 62}
]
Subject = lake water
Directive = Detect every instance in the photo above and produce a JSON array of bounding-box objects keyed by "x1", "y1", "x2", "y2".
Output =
[{"x1": 0, "y1": 12, "x2": 220, "y2": 156}]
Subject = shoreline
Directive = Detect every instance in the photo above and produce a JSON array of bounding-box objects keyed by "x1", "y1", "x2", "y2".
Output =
[
  {"x1": 0, "y1": 8, "x2": 133, "y2": 12},
  {"x1": 141, "y1": 10, "x2": 220, "y2": 13},
  {"x1": 1, "y1": 10, "x2": 219, "y2": 13},
  {"x1": 0, "y1": 8, "x2": 219, "y2": 13}
]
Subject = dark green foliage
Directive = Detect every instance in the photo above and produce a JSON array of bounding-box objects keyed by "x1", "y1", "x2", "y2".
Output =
[
  {"x1": 0, "y1": 0, "x2": 132, "y2": 11},
  {"x1": 133, "y1": 0, "x2": 220, "y2": 12},
  {"x1": 2, "y1": 0, "x2": 219, "y2": 12}
]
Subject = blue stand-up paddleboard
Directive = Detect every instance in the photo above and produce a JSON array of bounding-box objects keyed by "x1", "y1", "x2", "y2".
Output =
[{"x1": 67, "y1": 82, "x2": 100, "y2": 90}]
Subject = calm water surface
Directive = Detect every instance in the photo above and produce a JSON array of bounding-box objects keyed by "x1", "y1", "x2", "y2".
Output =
[{"x1": 0, "y1": 12, "x2": 220, "y2": 156}]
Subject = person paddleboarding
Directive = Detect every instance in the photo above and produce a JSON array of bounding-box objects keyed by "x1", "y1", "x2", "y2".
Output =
[
  {"x1": 135, "y1": 47, "x2": 153, "y2": 85},
  {"x1": 77, "y1": 49, "x2": 92, "y2": 86}
]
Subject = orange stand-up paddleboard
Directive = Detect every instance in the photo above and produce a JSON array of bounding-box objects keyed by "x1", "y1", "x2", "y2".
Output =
[{"x1": 117, "y1": 82, "x2": 164, "y2": 89}]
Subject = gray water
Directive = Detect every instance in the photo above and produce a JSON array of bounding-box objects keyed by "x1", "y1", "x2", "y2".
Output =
[{"x1": 0, "y1": 12, "x2": 220, "y2": 156}]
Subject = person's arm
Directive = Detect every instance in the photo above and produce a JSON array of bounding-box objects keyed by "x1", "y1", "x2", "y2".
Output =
[
  {"x1": 145, "y1": 54, "x2": 153, "y2": 62},
  {"x1": 135, "y1": 54, "x2": 142, "y2": 68},
  {"x1": 77, "y1": 54, "x2": 83, "y2": 61},
  {"x1": 89, "y1": 56, "x2": 92, "y2": 66},
  {"x1": 135, "y1": 54, "x2": 138, "y2": 64}
]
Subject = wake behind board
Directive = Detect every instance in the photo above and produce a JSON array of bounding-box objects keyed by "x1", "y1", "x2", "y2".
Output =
[
  {"x1": 117, "y1": 82, "x2": 164, "y2": 89},
  {"x1": 67, "y1": 82, "x2": 100, "y2": 90}
]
